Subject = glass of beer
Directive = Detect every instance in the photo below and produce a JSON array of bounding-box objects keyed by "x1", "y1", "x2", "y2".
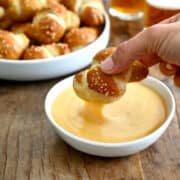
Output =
[
  {"x1": 109, "y1": 0, "x2": 144, "y2": 21},
  {"x1": 144, "y1": 0, "x2": 180, "y2": 26}
]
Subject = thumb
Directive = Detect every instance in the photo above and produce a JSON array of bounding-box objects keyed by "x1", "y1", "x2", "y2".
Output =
[{"x1": 100, "y1": 26, "x2": 163, "y2": 74}]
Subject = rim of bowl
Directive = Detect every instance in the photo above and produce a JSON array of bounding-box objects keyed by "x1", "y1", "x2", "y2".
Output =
[
  {"x1": 0, "y1": 12, "x2": 110, "y2": 64},
  {"x1": 45, "y1": 76, "x2": 176, "y2": 147}
]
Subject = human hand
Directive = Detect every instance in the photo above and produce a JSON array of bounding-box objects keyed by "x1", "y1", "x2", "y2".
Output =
[{"x1": 101, "y1": 13, "x2": 180, "y2": 86}]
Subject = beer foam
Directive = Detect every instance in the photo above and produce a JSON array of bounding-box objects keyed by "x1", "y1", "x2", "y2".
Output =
[{"x1": 146, "y1": 0, "x2": 180, "y2": 10}]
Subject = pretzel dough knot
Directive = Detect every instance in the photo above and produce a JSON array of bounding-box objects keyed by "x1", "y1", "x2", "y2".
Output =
[{"x1": 73, "y1": 47, "x2": 149, "y2": 104}]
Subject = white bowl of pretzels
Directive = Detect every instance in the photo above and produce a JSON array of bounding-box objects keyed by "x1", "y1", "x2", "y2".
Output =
[{"x1": 0, "y1": 0, "x2": 110, "y2": 81}]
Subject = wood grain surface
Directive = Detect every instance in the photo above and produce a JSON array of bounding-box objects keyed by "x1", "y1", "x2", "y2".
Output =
[{"x1": 0, "y1": 16, "x2": 180, "y2": 180}]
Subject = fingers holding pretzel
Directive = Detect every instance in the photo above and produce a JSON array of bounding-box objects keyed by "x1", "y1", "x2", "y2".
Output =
[{"x1": 73, "y1": 47, "x2": 149, "y2": 104}]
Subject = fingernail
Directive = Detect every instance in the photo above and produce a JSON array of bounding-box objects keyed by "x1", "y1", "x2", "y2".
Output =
[{"x1": 100, "y1": 56, "x2": 115, "y2": 73}]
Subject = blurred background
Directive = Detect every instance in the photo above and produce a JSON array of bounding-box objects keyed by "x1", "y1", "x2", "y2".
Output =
[{"x1": 103, "y1": 0, "x2": 180, "y2": 45}]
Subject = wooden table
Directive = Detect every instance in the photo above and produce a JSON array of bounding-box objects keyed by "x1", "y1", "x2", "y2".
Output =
[{"x1": 0, "y1": 16, "x2": 180, "y2": 180}]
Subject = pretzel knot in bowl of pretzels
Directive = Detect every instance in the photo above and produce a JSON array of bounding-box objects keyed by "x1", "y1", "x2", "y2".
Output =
[{"x1": 73, "y1": 47, "x2": 149, "y2": 103}]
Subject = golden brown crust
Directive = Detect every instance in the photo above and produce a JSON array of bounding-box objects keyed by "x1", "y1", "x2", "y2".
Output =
[
  {"x1": 3, "y1": 0, "x2": 47, "y2": 22},
  {"x1": 117, "y1": 61, "x2": 149, "y2": 82},
  {"x1": 81, "y1": 6, "x2": 104, "y2": 26},
  {"x1": 73, "y1": 66, "x2": 126, "y2": 103},
  {"x1": 93, "y1": 47, "x2": 116, "y2": 63},
  {"x1": 63, "y1": 27, "x2": 98, "y2": 51},
  {"x1": 75, "y1": 72, "x2": 83, "y2": 83},
  {"x1": 0, "y1": 0, "x2": 48, "y2": 29},
  {"x1": 128, "y1": 61, "x2": 149, "y2": 82},
  {"x1": 11, "y1": 3, "x2": 68, "y2": 44},
  {"x1": 65, "y1": 10, "x2": 80, "y2": 31},
  {"x1": 48, "y1": 2, "x2": 80, "y2": 31},
  {"x1": 60, "y1": 0, "x2": 80, "y2": 12},
  {"x1": 27, "y1": 10, "x2": 66, "y2": 44},
  {"x1": 0, "y1": 30, "x2": 19, "y2": 59},
  {"x1": 22, "y1": 43, "x2": 70, "y2": 60},
  {"x1": 93, "y1": 48, "x2": 148, "y2": 82},
  {"x1": 48, "y1": 1, "x2": 67, "y2": 20},
  {"x1": 159, "y1": 62, "x2": 178, "y2": 76},
  {"x1": 0, "y1": 30, "x2": 29, "y2": 59},
  {"x1": 61, "y1": 0, "x2": 105, "y2": 26},
  {"x1": 49, "y1": 43, "x2": 70, "y2": 55},
  {"x1": 73, "y1": 47, "x2": 149, "y2": 103},
  {"x1": 87, "y1": 66, "x2": 120, "y2": 97},
  {"x1": 22, "y1": 46, "x2": 49, "y2": 59}
]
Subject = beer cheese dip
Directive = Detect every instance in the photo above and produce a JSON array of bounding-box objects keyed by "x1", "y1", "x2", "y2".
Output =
[{"x1": 51, "y1": 83, "x2": 166, "y2": 143}]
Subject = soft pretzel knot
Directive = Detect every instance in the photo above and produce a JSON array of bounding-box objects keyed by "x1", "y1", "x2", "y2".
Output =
[
  {"x1": 73, "y1": 47, "x2": 149, "y2": 104},
  {"x1": 61, "y1": 0, "x2": 105, "y2": 26},
  {"x1": 0, "y1": 29, "x2": 29, "y2": 59}
]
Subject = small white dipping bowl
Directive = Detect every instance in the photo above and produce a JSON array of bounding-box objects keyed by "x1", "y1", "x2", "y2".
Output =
[
  {"x1": 0, "y1": 13, "x2": 110, "y2": 81},
  {"x1": 45, "y1": 76, "x2": 175, "y2": 157}
]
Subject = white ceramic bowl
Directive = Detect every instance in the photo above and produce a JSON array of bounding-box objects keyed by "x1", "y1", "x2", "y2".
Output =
[
  {"x1": 0, "y1": 13, "x2": 110, "y2": 81},
  {"x1": 45, "y1": 76, "x2": 175, "y2": 157}
]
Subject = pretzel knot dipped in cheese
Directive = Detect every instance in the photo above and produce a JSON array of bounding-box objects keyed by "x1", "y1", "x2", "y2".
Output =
[{"x1": 73, "y1": 47, "x2": 149, "y2": 103}]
